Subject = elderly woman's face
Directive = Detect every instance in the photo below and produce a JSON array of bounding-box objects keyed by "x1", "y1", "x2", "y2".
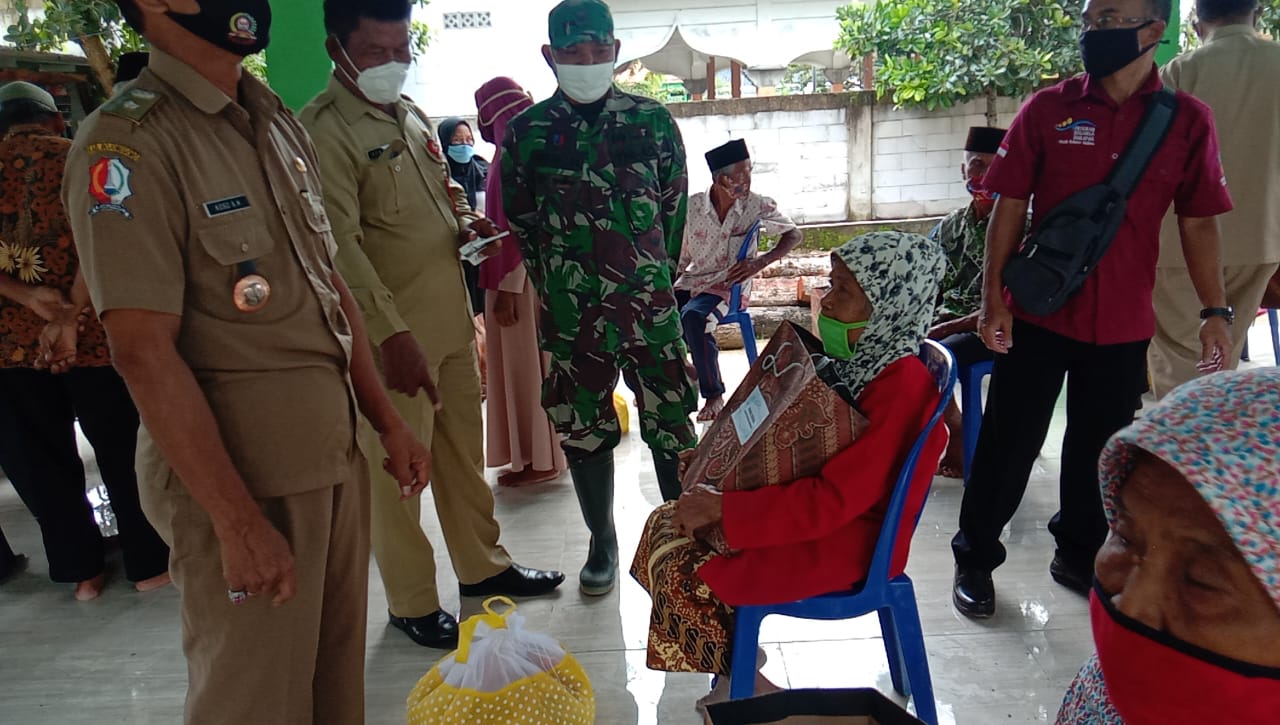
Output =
[
  {"x1": 1095, "y1": 454, "x2": 1280, "y2": 666},
  {"x1": 821, "y1": 256, "x2": 873, "y2": 342}
]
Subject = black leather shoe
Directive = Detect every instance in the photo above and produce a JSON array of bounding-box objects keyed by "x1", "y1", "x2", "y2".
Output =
[
  {"x1": 0, "y1": 553, "x2": 27, "y2": 584},
  {"x1": 459, "y1": 563, "x2": 566, "y2": 598},
  {"x1": 953, "y1": 564, "x2": 995, "y2": 618},
  {"x1": 1049, "y1": 553, "x2": 1092, "y2": 596},
  {"x1": 389, "y1": 609, "x2": 459, "y2": 649}
]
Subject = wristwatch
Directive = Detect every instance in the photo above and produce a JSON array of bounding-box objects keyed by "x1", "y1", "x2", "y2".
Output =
[{"x1": 1200, "y1": 306, "x2": 1235, "y2": 325}]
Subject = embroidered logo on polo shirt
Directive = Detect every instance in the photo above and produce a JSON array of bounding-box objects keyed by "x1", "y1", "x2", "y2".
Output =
[
  {"x1": 1055, "y1": 117, "x2": 1097, "y2": 146},
  {"x1": 88, "y1": 157, "x2": 134, "y2": 219}
]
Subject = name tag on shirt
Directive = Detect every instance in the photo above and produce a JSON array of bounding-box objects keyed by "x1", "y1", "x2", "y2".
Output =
[{"x1": 204, "y1": 195, "x2": 251, "y2": 218}]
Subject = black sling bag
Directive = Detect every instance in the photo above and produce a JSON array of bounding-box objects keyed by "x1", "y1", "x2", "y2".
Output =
[{"x1": 1003, "y1": 88, "x2": 1179, "y2": 316}]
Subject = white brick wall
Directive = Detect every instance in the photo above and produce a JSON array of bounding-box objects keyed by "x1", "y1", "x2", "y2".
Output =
[
  {"x1": 676, "y1": 106, "x2": 851, "y2": 224},
  {"x1": 673, "y1": 93, "x2": 1027, "y2": 222}
]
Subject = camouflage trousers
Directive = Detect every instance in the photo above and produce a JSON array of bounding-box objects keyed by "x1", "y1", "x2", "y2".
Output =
[{"x1": 543, "y1": 337, "x2": 698, "y2": 461}]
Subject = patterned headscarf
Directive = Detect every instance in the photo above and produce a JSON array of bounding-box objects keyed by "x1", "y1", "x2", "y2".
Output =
[
  {"x1": 828, "y1": 231, "x2": 946, "y2": 400},
  {"x1": 1098, "y1": 367, "x2": 1280, "y2": 610}
]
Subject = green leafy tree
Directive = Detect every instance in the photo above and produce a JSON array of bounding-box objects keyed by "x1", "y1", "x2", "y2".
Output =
[
  {"x1": 4, "y1": 0, "x2": 142, "y2": 91},
  {"x1": 836, "y1": 0, "x2": 1083, "y2": 124},
  {"x1": 5, "y1": 0, "x2": 431, "y2": 90},
  {"x1": 778, "y1": 63, "x2": 833, "y2": 95}
]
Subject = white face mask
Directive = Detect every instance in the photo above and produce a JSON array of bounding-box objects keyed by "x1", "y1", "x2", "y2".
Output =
[
  {"x1": 356, "y1": 61, "x2": 411, "y2": 105},
  {"x1": 555, "y1": 61, "x2": 615, "y2": 103}
]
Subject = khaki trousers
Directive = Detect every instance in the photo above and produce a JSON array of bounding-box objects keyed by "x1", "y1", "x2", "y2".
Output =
[
  {"x1": 141, "y1": 469, "x2": 370, "y2": 725},
  {"x1": 1149, "y1": 262, "x2": 1280, "y2": 399},
  {"x1": 364, "y1": 340, "x2": 511, "y2": 618}
]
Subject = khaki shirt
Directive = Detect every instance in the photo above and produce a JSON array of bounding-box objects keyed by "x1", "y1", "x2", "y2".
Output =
[
  {"x1": 300, "y1": 78, "x2": 478, "y2": 359},
  {"x1": 1159, "y1": 24, "x2": 1280, "y2": 267},
  {"x1": 64, "y1": 50, "x2": 359, "y2": 499}
]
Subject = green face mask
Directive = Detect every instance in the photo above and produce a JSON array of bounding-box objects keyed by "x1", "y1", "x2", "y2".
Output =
[{"x1": 818, "y1": 314, "x2": 869, "y2": 359}]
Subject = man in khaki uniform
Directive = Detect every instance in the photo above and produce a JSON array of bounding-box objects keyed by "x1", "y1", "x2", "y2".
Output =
[
  {"x1": 1149, "y1": 0, "x2": 1280, "y2": 396},
  {"x1": 301, "y1": 0, "x2": 564, "y2": 650},
  {"x1": 66, "y1": 2, "x2": 431, "y2": 723}
]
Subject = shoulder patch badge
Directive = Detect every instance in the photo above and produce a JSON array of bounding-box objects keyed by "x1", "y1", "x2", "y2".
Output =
[
  {"x1": 101, "y1": 88, "x2": 163, "y2": 124},
  {"x1": 88, "y1": 157, "x2": 134, "y2": 219}
]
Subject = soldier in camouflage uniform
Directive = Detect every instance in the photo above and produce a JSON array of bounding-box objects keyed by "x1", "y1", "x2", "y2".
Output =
[
  {"x1": 928, "y1": 126, "x2": 1004, "y2": 477},
  {"x1": 502, "y1": 0, "x2": 697, "y2": 596}
]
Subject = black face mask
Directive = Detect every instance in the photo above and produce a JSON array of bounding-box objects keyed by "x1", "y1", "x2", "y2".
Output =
[
  {"x1": 167, "y1": 1, "x2": 272, "y2": 57},
  {"x1": 1080, "y1": 23, "x2": 1157, "y2": 79}
]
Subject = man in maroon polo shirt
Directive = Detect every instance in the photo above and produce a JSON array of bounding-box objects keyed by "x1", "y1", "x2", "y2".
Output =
[{"x1": 950, "y1": 0, "x2": 1234, "y2": 619}]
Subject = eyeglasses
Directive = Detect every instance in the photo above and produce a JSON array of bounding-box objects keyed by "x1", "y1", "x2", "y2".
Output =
[{"x1": 1080, "y1": 15, "x2": 1155, "y2": 31}]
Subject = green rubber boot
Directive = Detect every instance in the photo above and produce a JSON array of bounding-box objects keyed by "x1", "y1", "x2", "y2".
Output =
[
  {"x1": 569, "y1": 450, "x2": 617, "y2": 596},
  {"x1": 653, "y1": 452, "x2": 683, "y2": 502}
]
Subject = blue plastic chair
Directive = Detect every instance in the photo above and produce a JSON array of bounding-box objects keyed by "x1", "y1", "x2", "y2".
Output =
[
  {"x1": 1269, "y1": 309, "x2": 1279, "y2": 363},
  {"x1": 718, "y1": 221, "x2": 763, "y2": 364},
  {"x1": 726, "y1": 340, "x2": 956, "y2": 725},
  {"x1": 960, "y1": 359, "x2": 994, "y2": 484}
]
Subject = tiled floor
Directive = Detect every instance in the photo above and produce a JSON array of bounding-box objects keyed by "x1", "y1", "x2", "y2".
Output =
[{"x1": 1, "y1": 321, "x2": 1275, "y2": 724}]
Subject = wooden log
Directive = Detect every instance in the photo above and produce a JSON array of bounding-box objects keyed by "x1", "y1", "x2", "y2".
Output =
[
  {"x1": 713, "y1": 306, "x2": 814, "y2": 349},
  {"x1": 749, "y1": 277, "x2": 804, "y2": 306},
  {"x1": 759, "y1": 254, "x2": 832, "y2": 279}
]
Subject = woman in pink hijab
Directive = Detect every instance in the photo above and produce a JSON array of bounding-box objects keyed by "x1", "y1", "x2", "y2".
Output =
[{"x1": 474, "y1": 77, "x2": 566, "y2": 487}]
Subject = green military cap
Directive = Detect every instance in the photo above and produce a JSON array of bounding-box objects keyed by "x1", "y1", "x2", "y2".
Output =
[
  {"x1": 0, "y1": 81, "x2": 58, "y2": 114},
  {"x1": 548, "y1": 0, "x2": 615, "y2": 50}
]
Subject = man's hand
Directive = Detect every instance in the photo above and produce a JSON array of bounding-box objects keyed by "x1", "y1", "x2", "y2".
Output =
[
  {"x1": 23, "y1": 287, "x2": 75, "y2": 323},
  {"x1": 1196, "y1": 316, "x2": 1232, "y2": 374},
  {"x1": 379, "y1": 421, "x2": 432, "y2": 500},
  {"x1": 673, "y1": 485, "x2": 723, "y2": 538},
  {"x1": 978, "y1": 297, "x2": 1014, "y2": 353},
  {"x1": 218, "y1": 515, "x2": 297, "y2": 605},
  {"x1": 723, "y1": 257, "x2": 768, "y2": 287},
  {"x1": 35, "y1": 321, "x2": 77, "y2": 374},
  {"x1": 493, "y1": 291, "x2": 519, "y2": 328},
  {"x1": 470, "y1": 217, "x2": 500, "y2": 239},
  {"x1": 379, "y1": 331, "x2": 441, "y2": 406}
]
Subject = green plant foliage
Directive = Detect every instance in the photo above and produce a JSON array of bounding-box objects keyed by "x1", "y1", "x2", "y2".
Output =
[
  {"x1": 5, "y1": 0, "x2": 144, "y2": 58},
  {"x1": 617, "y1": 70, "x2": 689, "y2": 103},
  {"x1": 835, "y1": 0, "x2": 1084, "y2": 111}
]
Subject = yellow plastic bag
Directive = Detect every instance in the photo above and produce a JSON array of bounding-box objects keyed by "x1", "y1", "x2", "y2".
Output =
[
  {"x1": 406, "y1": 597, "x2": 595, "y2": 725},
  {"x1": 613, "y1": 392, "x2": 630, "y2": 434}
]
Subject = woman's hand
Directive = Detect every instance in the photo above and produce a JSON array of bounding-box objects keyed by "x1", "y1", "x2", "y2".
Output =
[
  {"x1": 494, "y1": 291, "x2": 519, "y2": 328},
  {"x1": 673, "y1": 486, "x2": 723, "y2": 538}
]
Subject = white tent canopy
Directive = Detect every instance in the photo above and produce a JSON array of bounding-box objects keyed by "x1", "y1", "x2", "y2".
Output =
[{"x1": 611, "y1": 0, "x2": 859, "y2": 76}]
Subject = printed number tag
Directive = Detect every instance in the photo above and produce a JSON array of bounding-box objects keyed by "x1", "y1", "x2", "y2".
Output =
[{"x1": 732, "y1": 386, "x2": 770, "y2": 446}]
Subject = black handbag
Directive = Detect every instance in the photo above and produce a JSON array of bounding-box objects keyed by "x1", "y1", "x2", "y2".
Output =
[{"x1": 1003, "y1": 88, "x2": 1178, "y2": 317}]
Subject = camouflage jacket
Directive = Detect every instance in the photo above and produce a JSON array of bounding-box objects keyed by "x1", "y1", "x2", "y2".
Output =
[
  {"x1": 930, "y1": 203, "x2": 987, "y2": 321},
  {"x1": 501, "y1": 87, "x2": 688, "y2": 355}
]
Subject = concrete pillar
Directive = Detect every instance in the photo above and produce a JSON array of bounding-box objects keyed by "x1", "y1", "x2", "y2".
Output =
[
  {"x1": 265, "y1": 0, "x2": 332, "y2": 111},
  {"x1": 845, "y1": 99, "x2": 873, "y2": 220}
]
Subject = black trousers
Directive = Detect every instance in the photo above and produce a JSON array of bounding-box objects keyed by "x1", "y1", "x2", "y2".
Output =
[
  {"x1": 0, "y1": 366, "x2": 168, "y2": 583},
  {"x1": 952, "y1": 320, "x2": 1148, "y2": 574},
  {"x1": 0, "y1": 523, "x2": 16, "y2": 576}
]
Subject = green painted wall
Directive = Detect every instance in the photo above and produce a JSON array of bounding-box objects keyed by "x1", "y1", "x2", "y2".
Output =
[
  {"x1": 1157, "y1": 0, "x2": 1182, "y2": 66},
  {"x1": 265, "y1": 0, "x2": 332, "y2": 111}
]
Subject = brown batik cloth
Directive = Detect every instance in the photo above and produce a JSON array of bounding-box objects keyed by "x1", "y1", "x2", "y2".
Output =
[{"x1": 631, "y1": 501, "x2": 735, "y2": 676}]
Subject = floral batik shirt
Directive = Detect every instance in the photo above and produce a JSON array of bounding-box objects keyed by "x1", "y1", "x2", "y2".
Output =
[{"x1": 0, "y1": 124, "x2": 109, "y2": 368}]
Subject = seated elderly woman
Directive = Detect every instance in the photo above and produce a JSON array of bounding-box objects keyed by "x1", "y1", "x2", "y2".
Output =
[
  {"x1": 631, "y1": 231, "x2": 948, "y2": 704},
  {"x1": 1056, "y1": 368, "x2": 1280, "y2": 724}
]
